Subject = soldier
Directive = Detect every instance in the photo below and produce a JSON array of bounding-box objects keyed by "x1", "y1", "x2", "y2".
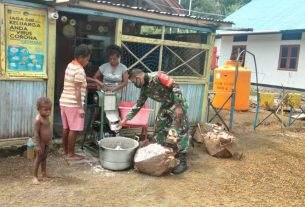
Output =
[{"x1": 118, "y1": 69, "x2": 189, "y2": 174}]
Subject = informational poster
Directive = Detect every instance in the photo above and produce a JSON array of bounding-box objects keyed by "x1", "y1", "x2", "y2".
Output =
[{"x1": 6, "y1": 6, "x2": 47, "y2": 78}]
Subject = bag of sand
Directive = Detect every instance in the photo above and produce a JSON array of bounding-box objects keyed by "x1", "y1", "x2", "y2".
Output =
[
  {"x1": 194, "y1": 123, "x2": 242, "y2": 159},
  {"x1": 134, "y1": 143, "x2": 179, "y2": 176}
]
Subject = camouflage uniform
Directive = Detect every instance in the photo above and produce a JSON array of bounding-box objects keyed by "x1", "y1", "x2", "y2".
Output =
[{"x1": 127, "y1": 72, "x2": 189, "y2": 152}]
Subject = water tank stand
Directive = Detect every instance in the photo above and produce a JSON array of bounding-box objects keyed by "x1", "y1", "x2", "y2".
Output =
[
  {"x1": 207, "y1": 50, "x2": 257, "y2": 131},
  {"x1": 255, "y1": 93, "x2": 304, "y2": 129},
  {"x1": 207, "y1": 91, "x2": 235, "y2": 131},
  {"x1": 252, "y1": 55, "x2": 287, "y2": 129},
  {"x1": 253, "y1": 100, "x2": 287, "y2": 129},
  {"x1": 207, "y1": 58, "x2": 241, "y2": 131},
  {"x1": 288, "y1": 105, "x2": 305, "y2": 126}
]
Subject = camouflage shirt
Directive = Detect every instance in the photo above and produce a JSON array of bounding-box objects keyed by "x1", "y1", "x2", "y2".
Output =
[{"x1": 127, "y1": 72, "x2": 187, "y2": 120}]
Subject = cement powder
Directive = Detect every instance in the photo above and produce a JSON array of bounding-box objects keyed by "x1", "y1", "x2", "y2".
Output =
[
  {"x1": 134, "y1": 143, "x2": 170, "y2": 162},
  {"x1": 114, "y1": 145, "x2": 123, "y2": 150}
]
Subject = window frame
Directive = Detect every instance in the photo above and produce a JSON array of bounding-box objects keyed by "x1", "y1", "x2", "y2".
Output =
[
  {"x1": 281, "y1": 32, "x2": 302, "y2": 41},
  {"x1": 278, "y1": 45, "x2": 300, "y2": 71},
  {"x1": 230, "y1": 45, "x2": 246, "y2": 66},
  {"x1": 233, "y1": 35, "x2": 248, "y2": 42}
]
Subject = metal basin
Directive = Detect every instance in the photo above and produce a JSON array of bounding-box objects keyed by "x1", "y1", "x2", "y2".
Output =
[{"x1": 98, "y1": 137, "x2": 139, "y2": 171}]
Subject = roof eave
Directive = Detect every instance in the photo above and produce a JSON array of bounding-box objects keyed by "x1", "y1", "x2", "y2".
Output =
[
  {"x1": 70, "y1": 0, "x2": 233, "y2": 30},
  {"x1": 217, "y1": 29, "x2": 305, "y2": 36}
]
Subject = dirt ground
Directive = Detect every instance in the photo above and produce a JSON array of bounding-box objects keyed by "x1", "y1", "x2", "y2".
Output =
[{"x1": 1, "y1": 110, "x2": 305, "y2": 207}]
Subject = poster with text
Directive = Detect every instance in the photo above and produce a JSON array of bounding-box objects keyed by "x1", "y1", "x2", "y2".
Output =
[{"x1": 6, "y1": 6, "x2": 47, "y2": 78}]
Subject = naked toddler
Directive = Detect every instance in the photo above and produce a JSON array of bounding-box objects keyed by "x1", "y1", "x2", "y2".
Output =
[{"x1": 32, "y1": 97, "x2": 53, "y2": 184}]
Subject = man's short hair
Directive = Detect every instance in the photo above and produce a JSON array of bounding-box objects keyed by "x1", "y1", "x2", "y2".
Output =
[
  {"x1": 128, "y1": 68, "x2": 144, "y2": 79},
  {"x1": 74, "y1": 44, "x2": 91, "y2": 59}
]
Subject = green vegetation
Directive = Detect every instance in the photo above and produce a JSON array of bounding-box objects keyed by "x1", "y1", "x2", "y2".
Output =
[{"x1": 181, "y1": 0, "x2": 251, "y2": 19}]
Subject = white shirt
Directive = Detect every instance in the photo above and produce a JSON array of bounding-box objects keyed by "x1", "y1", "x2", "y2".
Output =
[{"x1": 99, "y1": 63, "x2": 127, "y2": 88}]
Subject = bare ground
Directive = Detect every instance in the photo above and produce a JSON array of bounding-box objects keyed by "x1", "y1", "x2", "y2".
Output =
[{"x1": 1, "y1": 110, "x2": 305, "y2": 207}]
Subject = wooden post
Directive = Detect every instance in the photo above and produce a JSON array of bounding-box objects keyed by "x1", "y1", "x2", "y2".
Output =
[
  {"x1": 115, "y1": 18, "x2": 123, "y2": 46},
  {"x1": 47, "y1": 8, "x2": 57, "y2": 126},
  {"x1": 0, "y1": 3, "x2": 5, "y2": 76},
  {"x1": 155, "y1": 26, "x2": 166, "y2": 122},
  {"x1": 158, "y1": 26, "x2": 165, "y2": 71},
  {"x1": 201, "y1": 32, "x2": 215, "y2": 122}
]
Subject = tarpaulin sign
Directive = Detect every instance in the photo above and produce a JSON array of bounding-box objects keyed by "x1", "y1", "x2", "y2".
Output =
[{"x1": 5, "y1": 6, "x2": 47, "y2": 78}]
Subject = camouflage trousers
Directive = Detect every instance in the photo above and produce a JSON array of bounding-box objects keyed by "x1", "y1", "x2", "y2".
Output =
[{"x1": 154, "y1": 105, "x2": 189, "y2": 153}]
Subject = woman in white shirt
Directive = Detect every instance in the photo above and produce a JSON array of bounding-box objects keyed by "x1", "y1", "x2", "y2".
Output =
[{"x1": 94, "y1": 44, "x2": 128, "y2": 100}]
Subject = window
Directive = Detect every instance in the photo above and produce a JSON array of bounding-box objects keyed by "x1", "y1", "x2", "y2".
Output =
[
  {"x1": 233, "y1": 35, "x2": 248, "y2": 42},
  {"x1": 230, "y1": 45, "x2": 246, "y2": 66},
  {"x1": 281, "y1": 32, "x2": 302, "y2": 40},
  {"x1": 278, "y1": 45, "x2": 300, "y2": 71}
]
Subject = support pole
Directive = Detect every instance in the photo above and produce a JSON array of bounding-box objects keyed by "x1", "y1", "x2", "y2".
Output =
[
  {"x1": 202, "y1": 33, "x2": 215, "y2": 122},
  {"x1": 0, "y1": 3, "x2": 5, "y2": 75},
  {"x1": 155, "y1": 25, "x2": 166, "y2": 121},
  {"x1": 158, "y1": 26, "x2": 165, "y2": 71},
  {"x1": 253, "y1": 94, "x2": 260, "y2": 130},
  {"x1": 47, "y1": 7, "x2": 57, "y2": 127},
  {"x1": 99, "y1": 92, "x2": 105, "y2": 141},
  {"x1": 188, "y1": 0, "x2": 193, "y2": 15},
  {"x1": 115, "y1": 18, "x2": 123, "y2": 46}
]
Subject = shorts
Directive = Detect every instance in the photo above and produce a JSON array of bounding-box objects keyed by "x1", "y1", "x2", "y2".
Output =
[{"x1": 60, "y1": 106, "x2": 84, "y2": 131}]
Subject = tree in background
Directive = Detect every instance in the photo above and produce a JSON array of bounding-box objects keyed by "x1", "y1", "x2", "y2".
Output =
[
  {"x1": 180, "y1": 0, "x2": 251, "y2": 19},
  {"x1": 217, "y1": 0, "x2": 251, "y2": 16}
]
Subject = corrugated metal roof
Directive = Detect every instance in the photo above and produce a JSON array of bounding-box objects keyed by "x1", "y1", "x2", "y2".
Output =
[
  {"x1": 101, "y1": 0, "x2": 185, "y2": 14},
  {"x1": 224, "y1": 0, "x2": 305, "y2": 31},
  {"x1": 84, "y1": 0, "x2": 232, "y2": 24}
]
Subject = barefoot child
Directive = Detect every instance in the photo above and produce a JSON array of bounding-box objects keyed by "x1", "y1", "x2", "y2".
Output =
[{"x1": 32, "y1": 97, "x2": 53, "y2": 184}]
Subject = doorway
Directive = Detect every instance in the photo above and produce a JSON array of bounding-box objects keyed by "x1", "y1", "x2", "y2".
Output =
[{"x1": 53, "y1": 11, "x2": 115, "y2": 137}]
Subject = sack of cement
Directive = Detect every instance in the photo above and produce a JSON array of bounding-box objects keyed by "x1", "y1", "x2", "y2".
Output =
[
  {"x1": 196, "y1": 123, "x2": 242, "y2": 159},
  {"x1": 193, "y1": 123, "x2": 224, "y2": 143},
  {"x1": 204, "y1": 131, "x2": 235, "y2": 158},
  {"x1": 134, "y1": 143, "x2": 179, "y2": 176}
]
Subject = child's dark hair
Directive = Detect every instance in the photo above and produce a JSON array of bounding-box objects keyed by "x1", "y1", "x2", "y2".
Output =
[
  {"x1": 128, "y1": 68, "x2": 144, "y2": 79},
  {"x1": 36, "y1": 97, "x2": 52, "y2": 110},
  {"x1": 74, "y1": 44, "x2": 91, "y2": 59},
  {"x1": 107, "y1": 44, "x2": 122, "y2": 57}
]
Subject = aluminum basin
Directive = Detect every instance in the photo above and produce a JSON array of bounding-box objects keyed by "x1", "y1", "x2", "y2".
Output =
[{"x1": 98, "y1": 137, "x2": 139, "y2": 171}]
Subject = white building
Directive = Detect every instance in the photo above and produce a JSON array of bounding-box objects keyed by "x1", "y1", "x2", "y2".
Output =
[{"x1": 217, "y1": 0, "x2": 305, "y2": 90}]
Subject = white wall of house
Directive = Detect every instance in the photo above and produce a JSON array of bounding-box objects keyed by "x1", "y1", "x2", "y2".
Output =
[
  {"x1": 215, "y1": 38, "x2": 221, "y2": 56},
  {"x1": 217, "y1": 32, "x2": 305, "y2": 89}
]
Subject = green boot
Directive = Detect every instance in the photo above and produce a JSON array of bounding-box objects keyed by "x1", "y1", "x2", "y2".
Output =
[{"x1": 173, "y1": 153, "x2": 187, "y2": 174}]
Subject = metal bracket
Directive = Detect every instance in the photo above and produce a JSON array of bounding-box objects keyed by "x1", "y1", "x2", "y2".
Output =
[
  {"x1": 253, "y1": 94, "x2": 286, "y2": 129},
  {"x1": 207, "y1": 92, "x2": 233, "y2": 131},
  {"x1": 288, "y1": 106, "x2": 305, "y2": 126}
]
